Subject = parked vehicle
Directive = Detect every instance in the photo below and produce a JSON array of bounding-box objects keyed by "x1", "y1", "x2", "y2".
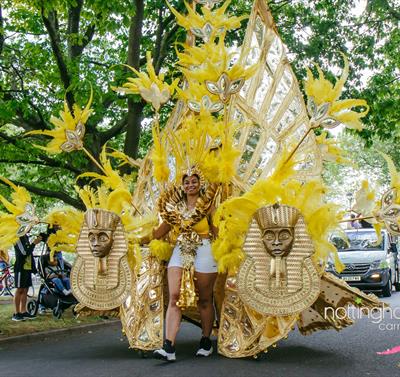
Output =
[{"x1": 328, "y1": 229, "x2": 400, "y2": 297}]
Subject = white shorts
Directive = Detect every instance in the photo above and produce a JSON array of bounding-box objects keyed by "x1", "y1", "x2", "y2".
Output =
[{"x1": 168, "y1": 239, "x2": 217, "y2": 273}]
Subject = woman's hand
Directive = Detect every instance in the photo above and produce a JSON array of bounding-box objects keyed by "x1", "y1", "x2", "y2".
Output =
[{"x1": 139, "y1": 235, "x2": 151, "y2": 246}]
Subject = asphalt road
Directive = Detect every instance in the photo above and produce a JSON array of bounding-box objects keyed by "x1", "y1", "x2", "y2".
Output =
[{"x1": 1, "y1": 293, "x2": 399, "y2": 377}]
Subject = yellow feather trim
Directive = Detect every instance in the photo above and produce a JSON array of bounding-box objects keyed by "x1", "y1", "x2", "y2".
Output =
[
  {"x1": 127, "y1": 243, "x2": 142, "y2": 273},
  {"x1": 149, "y1": 239, "x2": 173, "y2": 261},
  {"x1": 213, "y1": 173, "x2": 343, "y2": 274},
  {"x1": 151, "y1": 125, "x2": 170, "y2": 183}
]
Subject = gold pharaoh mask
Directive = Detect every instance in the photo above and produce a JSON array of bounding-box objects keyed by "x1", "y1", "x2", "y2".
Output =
[
  {"x1": 70, "y1": 209, "x2": 132, "y2": 310},
  {"x1": 237, "y1": 204, "x2": 320, "y2": 316},
  {"x1": 85, "y1": 209, "x2": 120, "y2": 259}
]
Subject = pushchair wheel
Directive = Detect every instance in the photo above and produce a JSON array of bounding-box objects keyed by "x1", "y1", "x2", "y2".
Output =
[
  {"x1": 53, "y1": 307, "x2": 63, "y2": 319},
  {"x1": 27, "y1": 300, "x2": 37, "y2": 316}
]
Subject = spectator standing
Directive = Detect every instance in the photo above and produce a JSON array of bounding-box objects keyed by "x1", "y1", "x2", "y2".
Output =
[{"x1": 12, "y1": 234, "x2": 41, "y2": 321}]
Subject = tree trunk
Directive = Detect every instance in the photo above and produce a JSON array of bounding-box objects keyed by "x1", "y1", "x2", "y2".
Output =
[{"x1": 124, "y1": 0, "x2": 144, "y2": 160}]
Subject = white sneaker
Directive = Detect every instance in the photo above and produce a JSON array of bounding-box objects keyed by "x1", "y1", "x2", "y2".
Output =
[
  {"x1": 153, "y1": 340, "x2": 176, "y2": 362},
  {"x1": 153, "y1": 348, "x2": 176, "y2": 362},
  {"x1": 196, "y1": 346, "x2": 213, "y2": 357},
  {"x1": 62, "y1": 289, "x2": 71, "y2": 296},
  {"x1": 196, "y1": 336, "x2": 213, "y2": 357}
]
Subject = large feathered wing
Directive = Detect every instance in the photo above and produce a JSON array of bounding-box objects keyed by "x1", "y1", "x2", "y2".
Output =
[{"x1": 228, "y1": 0, "x2": 322, "y2": 191}]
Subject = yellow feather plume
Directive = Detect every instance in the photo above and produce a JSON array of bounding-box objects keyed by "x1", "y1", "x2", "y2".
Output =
[
  {"x1": 167, "y1": 0, "x2": 246, "y2": 35},
  {"x1": 213, "y1": 173, "x2": 344, "y2": 274},
  {"x1": 151, "y1": 125, "x2": 170, "y2": 183},
  {"x1": 112, "y1": 52, "x2": 178, "y2": 111},
  {"x1": 45, "y1": 207, "x2": 84, "y2": 256},
  {"x1": 380, "y1": 152, "x2": 400, "y2": 194},
  {"x1": 149, "y1": 239, "x2": 173, "y2": 261},
  {"x1": 126, "y1": 243, "x2": 142, "y2": 272},
  {"x1": 26, "y1": 87, "x2": 93, "y2": 153},
  {"x1": 0, "y1": 177, "x2": 37, "y2": 250},
  {"x1": 78, "y1": 145, "x2": 127, "y2": 190},
  {"x1": 304, "y1": 54, "x2": 369, "y2": 131}
]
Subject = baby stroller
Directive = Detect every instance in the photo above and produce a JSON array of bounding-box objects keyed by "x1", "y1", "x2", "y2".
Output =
[{"x1": 28, "y1": 254, "x2": 78, "y2": 319}]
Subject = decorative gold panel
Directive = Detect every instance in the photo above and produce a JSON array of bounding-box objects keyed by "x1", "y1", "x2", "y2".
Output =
[{"x1": 120, "y1": 250, "x2": 165, "y2": 351}]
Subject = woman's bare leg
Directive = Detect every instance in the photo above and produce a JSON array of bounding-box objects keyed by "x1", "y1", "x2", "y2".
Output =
[
  {"x1": 194, "y1": 272, "x2": 217, "y2": 337},
  {"x1": 165, "y1": 267, "x2": 183, "y2": 344}
]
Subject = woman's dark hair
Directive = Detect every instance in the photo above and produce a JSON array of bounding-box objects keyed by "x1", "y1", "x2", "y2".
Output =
[{"x1": 182, "y1": 173, "x2": 200, "y2": 184}]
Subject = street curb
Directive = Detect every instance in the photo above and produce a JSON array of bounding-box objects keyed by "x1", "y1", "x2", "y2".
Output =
[{"x1": 0, "y1": 319, "x2": 121, "y2": 346}]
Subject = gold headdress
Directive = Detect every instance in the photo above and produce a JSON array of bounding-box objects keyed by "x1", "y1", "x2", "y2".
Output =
[
  {"x1": 255, "y1": 203, "x2": 299, "y2": 230},
  {"x1": 85, "y1": 209, "x2": 120, "y2": 231}
]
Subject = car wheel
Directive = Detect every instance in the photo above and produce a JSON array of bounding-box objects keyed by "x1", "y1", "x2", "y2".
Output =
[{"x1": 382, "y1": 276, "x2": 393, "y2": 297}]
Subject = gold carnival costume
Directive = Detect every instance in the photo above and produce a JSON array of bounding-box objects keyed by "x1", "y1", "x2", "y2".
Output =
[
  {"x1": 118, "y1": 0, "x2": 383, "y2": 357},
  {"x1": 2, "y1": 0, "x2": 398, "y2": 361}
]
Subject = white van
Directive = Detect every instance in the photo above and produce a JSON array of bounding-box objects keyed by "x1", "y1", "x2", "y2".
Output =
[{"x1": 328, "y1": 229, "x2": 400, "y2": 297}]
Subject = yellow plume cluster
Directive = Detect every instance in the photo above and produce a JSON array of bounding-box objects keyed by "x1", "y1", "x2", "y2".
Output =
[
  {"x1": 151, "y1": 125, "x2": 170, "y2": 183},
  {"x1": 178, "y1": 35, "x2": 258, "y2": 84},
  {"x1": 0, "y1": 177, "x2": 36, "y2": 250},
  {"x1": 108, "y1": 149, "x2": 140, "y2": 169},
  {"x1": 381, "y1": 152, "x2": 400, "y2": 199},
  {"x1": 78, "y1": 145, "x2": 128, "y2": 191},
  {"x1": 201, "y1": 133, "x2": 240, "y2": 183},
  {"x1": 160, "y1": 112, "x2": 240, "y2": 184},
  {"x1": 26, "y1": 89, "x2": 93, "y2": 153},
  {"x1": 148, "y1": 239, "x2": 173, "y2": 262},
  {"x1": 111, "y1": 52, "x2": 179, "y2": 111},
  {"x1": 213, "y1": 153, "x2": 344, "y2": 274},
  {"x1": 304, "y1": 55, "x2": 369, "y2": 131},
  {"x1": 315, "y1": 132, "x2": 351, "y2": 164},
  {"x1": 45, "y1": 207, "x2": 84, "y2": 257},
  {"x1": 75, "y1": 185, "x2": 132, "y2": 215},
  {"x1": 126, "y1": 243, "x2": 142, "y2": 272},
  {"x1": 147, "y1": 1, "x2": 255, "y2": 186},
  {"x1": 168, "y1": 1, "x2": 246, "y2": 34},
  {"x1": 352, "y1": 180, "x2": 378, "y2": 217}
]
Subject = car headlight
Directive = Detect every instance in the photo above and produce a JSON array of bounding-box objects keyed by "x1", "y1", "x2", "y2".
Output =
[{"x1": 369, "y1": 259, "x2": 384, "y2": 270}]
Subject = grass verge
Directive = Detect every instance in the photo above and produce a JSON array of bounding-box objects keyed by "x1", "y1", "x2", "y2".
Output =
[{"x1": 0, "y1": 302, "x2": 106, "y2": 339}]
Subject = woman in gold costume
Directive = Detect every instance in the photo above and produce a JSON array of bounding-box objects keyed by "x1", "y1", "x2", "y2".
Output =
[{"x1": 150, "y1": 172, "x2": 218, "y2": 361}]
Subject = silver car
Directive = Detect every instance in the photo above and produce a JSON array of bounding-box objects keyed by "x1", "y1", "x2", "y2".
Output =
[{"x1": 328, "y1": 229, "x2": 400, "y2": 297}]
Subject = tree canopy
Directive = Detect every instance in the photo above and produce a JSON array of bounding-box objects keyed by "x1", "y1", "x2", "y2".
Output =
[{"x1": 0, "y1": 0, "x2": 399, "y2": 211}]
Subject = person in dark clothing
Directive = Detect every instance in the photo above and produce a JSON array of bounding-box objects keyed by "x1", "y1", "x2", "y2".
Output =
[{"x1": 12, "y1": 234, "x2": 41, "y2": 321}]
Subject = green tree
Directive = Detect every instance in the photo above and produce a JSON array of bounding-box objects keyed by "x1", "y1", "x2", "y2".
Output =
[
  {"x1": 0, "y1": 0, "x2": 187, "y2": 209},
  {"x1": 0, "y1": 0, "x2": 398, "y2": 210}
]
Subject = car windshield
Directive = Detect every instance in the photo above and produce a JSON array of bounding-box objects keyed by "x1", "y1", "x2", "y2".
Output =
[{"x1": 331, "y1": 230, "x2": 384, "y2": 251}]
